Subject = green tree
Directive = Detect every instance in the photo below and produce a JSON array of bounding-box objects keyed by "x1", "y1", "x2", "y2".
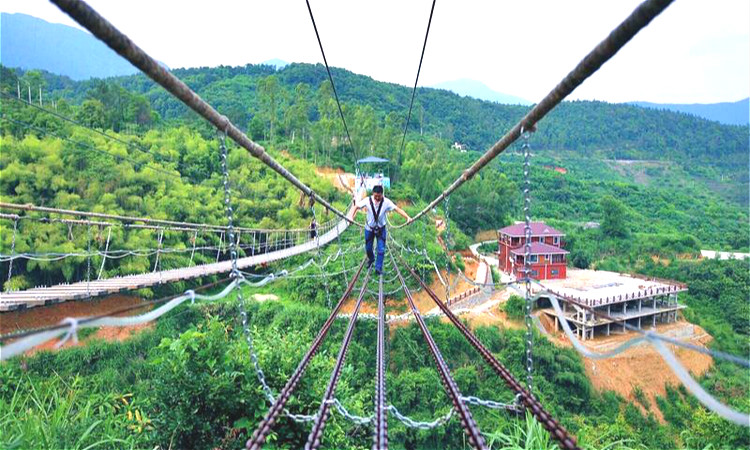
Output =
[
  {"x1": 75, "y1": 99, "x2": 107, "y2": 129},
  {"x1": 600, "y1": 195, "x2": 629, "y2": 238}
]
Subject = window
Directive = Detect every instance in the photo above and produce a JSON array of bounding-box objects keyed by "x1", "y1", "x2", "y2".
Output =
[
  {"x1": 528, "y1": 255, "x2": 538, "y2": 263},
  {"x1": 551, "y1": 269, "x2": 559, "y2": 275},
  {"x1": 553, "y1": 236, "x2": 560, "y2": 245},
  {"x1": 531, "y1": 270, "x2": 539, "y2": 277}
]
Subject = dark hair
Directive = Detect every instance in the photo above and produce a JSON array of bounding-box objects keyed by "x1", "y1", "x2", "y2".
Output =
[{"x1": 372, "y1": 185, "x2": 384, "y2": 194}]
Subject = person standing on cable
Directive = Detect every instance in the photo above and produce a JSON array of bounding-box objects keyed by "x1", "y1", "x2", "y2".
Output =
[{"x1": 351, "y1": 185, "x2": 411, "y2": 275}]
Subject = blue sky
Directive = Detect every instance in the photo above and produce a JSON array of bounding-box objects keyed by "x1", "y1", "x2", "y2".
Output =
[{"x1": 2, "y1": 0, "x2": 748, "y2": 104}]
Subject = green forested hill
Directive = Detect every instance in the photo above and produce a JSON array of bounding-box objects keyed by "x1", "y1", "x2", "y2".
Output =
[
  {"x1": 14, "y1": 62, "x2": 748, "y2": 170},
  {"x1": 1, "y1": 62, "x2": 749, "y2": 450}
]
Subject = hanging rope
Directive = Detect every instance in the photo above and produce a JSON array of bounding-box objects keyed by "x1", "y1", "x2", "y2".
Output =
[
  {"x1": 311, "y1": 196, "x2": 332, "y2": 308},
  {"x1": 97, "y1": 226, "x2": 112, "y2": 280},
  {"x1": 153, "y1": 228, "x2": 164, "y2": 272},
  {"x1": 6, "y1": 217, "x2": 18, "y2": 284},
  {"x1": 86, "y1": 224, "x2": 92, "y2": 298},
  {"x1": 189, "y1": 229, "x2": 198, "y2": 266}
]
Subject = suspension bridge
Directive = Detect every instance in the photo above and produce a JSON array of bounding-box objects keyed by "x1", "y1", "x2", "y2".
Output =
[
  {"x1": 2, "y1": 0, "x2": 748, "y2": 449},
  {"x1": 0, "y1": 202, "x2": 352, "y2": 311}
]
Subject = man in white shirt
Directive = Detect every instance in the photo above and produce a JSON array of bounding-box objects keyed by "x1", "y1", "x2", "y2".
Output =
[{"x1": 351, "y1": 185, "x2": 411, "y2": 275}]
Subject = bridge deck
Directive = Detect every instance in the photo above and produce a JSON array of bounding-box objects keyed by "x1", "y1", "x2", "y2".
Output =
[{"x1": 0, "y1": 218, "x2": 350, "y2": 311}]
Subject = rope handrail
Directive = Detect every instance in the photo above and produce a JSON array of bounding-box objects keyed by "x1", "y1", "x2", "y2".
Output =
[
  {"x1": 0, "y1": 202, "x2": 338, "y2": 234},
  {"x1": 540, "y1": 290, "x2": 749, "y2": 427},
  {"x1": 394, "y1": 0, "x2": 675, "y2": 228},
  {"x1": 49, "y1": 0, "x2": 363, "y2": 229}
]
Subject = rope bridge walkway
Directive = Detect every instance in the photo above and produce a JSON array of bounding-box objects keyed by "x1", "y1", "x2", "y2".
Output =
[{"x1": 0, "y1": 207, "x2": 351, "y2": 311}]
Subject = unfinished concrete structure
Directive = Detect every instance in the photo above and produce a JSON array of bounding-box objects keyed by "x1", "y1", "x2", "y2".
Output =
[{"x1": 538, "y1": 269, "x2": 688, "y2": 340}]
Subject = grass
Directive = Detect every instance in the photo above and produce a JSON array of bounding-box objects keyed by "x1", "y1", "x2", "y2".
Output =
[{"x1": 0, "y1": 372, "x2": 146, "y2": 450}]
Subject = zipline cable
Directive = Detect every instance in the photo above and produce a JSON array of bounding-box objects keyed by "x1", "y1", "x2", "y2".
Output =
[
  {"x1": 395, "y1": 0, "x2": 675, "y2": 228},
  {"x1": 305, "y1": 0, "x2": 358, "y2": 164},
  {"x1": 397, "y1": 0, "x2": 437, "y2": 170}
]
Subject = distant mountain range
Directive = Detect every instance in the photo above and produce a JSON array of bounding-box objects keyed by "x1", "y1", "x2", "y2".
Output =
[
  {"x1": 431, "y1": 79, "x2": 532, "y2": 105},
  {"x1": 0, "y1": 13, "x2": 164, "y2": 80},
  {"x1": 2, "y1": 11, "x2": 747, "y2": 128},
  {"x1": 629, "y1": 99, "x2": 749, "y2": 126}
]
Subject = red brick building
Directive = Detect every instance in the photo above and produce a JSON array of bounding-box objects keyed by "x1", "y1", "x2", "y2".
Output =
[{"x1": 498, "y1": 222, "x2": 568, "y2": 280}]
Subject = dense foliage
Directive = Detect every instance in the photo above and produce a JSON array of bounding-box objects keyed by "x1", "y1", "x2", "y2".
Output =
[{"x1": 1, "y1": 61, "x2": 748, "y2": 449}]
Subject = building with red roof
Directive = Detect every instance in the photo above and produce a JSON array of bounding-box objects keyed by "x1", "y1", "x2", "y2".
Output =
[{"x1": 498, "y1": 222, "x2": 568, "y2": 280}]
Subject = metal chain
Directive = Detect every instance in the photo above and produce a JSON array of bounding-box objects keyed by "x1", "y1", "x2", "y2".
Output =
[
  {"x1": 388, "y1": 405, "x2": 454, "y2": 430},
  {"x1": 329, "y1": 398, "x2": 373, "y2": 425},
  {"x1": 461, "y1": 395, "x2": 521, "y2": 412},
  {"x1": 219, "y1": 131, "x2": 317, "y2": 425},
  {"x1": 421, "y1": 218, "x2": 427, "y2": 280},
  {"x1": 521, "y1": 127, "x2": 534, "y2": 394},
  {"x1": 7, "y1": 218, "x2": 18, "y2": 283},
  {"x1": 219, "y1": 131, "x2": 271, "y2": 401}
]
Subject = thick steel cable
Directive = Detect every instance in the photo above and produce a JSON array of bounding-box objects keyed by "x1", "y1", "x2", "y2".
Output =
[
  {"x1": 304, "y1": 268, "x2": 372, "y2": 450},
  {"x1": 304, "y1": 0, "x2": 358, "y2": 163},
  {"x1": 397, "y1": 0, "x2": 436, "y2": 169},
  {"x1": 396, "y1": 253, "x2": 580, "y2": 450},
  {"x1": 49, "y1": 0, "x2": 361, "y2": 228},
  {"x1": 374, "y1": 272, "x2": 388, "y2": 450},
  {"x1": 390, "y1": 251, "x2": 487, "y2": 450},
  {"x1": 246, "y1": 258, "x2": 367, "y2": 450},
  {"x1": 395, "y1": 0, "x2": 675, "y2": 228}
]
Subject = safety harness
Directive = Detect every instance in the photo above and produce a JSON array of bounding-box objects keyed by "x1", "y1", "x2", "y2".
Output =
[{"x1": 368, "y1": 196, "x2": 385, "y2": 237}]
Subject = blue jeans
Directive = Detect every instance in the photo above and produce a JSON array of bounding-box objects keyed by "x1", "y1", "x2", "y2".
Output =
[{"x1": 365, "y1": 228, "x2": 387, "y2": 272}]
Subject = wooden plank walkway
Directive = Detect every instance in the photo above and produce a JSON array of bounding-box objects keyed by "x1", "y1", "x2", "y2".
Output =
[{"x1": 0, "y1": 218, "x2": 350, "y2": 311}]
